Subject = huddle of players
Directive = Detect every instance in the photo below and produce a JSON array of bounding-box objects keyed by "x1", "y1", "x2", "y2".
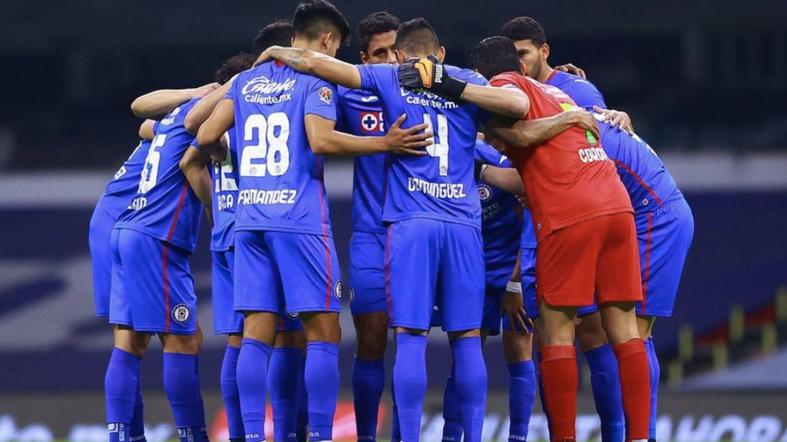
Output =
[{"x1": 88, "y1": 1, "x2": 694, "y2": 441}]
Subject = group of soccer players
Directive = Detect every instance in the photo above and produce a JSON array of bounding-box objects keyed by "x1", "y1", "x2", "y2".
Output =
[{"x1": 89, "y1": 1, "x2": 694, "y2": 441}]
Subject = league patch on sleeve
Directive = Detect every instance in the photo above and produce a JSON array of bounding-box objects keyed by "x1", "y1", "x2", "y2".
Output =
[{"x1": 318, "y1": 86, "x2": 334, "y2": 105}]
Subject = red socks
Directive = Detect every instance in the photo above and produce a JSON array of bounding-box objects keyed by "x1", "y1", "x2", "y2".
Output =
[
  {"x1": 613, "y1": 338, "x2": 651, "y2": 441},
  {"x1": 540, "y1": 345, "x2": 578, "y2": 441}
]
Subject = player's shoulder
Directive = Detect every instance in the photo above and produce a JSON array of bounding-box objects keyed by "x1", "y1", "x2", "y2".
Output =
[
  {"x1": 549, "y1": 70, "x2": 598, "y2": 89},
  {"x1": 446, "y1": 65, "x2": 487, "y2": 86}
]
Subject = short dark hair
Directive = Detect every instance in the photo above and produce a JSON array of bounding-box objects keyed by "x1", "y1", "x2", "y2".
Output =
[
  {"x1": 292, "y1": 0, "x2": 351, "y2": 46},
  {"x1": 395, "y1": 17, "x2": 440, "y2": 55},
  {"x1": 252, "y1": 20, "x2": 293, "y2": 56},
  {"x1": 357, "y1": 11, "x2": 400, "y2": 53},
  {"x1": 500, "y1": 16, "x2": 547, "y2": 46},
  {"x1": 471, "y1": 36, "x2": 521, "y2": 79},
  {"x1": 214, "y1": 53, "x2": 255, "y2": 84}
]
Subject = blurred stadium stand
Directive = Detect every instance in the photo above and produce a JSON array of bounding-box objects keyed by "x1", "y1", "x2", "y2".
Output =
[
  {"x1": 2, "y1": 1, "x2": 787, "y2": 440},
  {"x1": 1, "y1": 0, "x2": 787, "y2": 170}
]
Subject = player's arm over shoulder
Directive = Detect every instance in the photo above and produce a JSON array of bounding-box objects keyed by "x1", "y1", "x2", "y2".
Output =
[
  {"x1": 260, "y1": 46, "x2": 362, "y2": 89},
  {"x1": 459, "y1": 70, "x2": 530, "y2": 119}
]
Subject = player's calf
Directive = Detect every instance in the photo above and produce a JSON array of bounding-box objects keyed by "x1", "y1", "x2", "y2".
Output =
[
  {"x1": 237, "y1": 312, "x2": 279, "y2": 442},
  {"x1": 352, "y1": 312, "x2": 388, "y2": 441},
  {"x1": 502, "y1": 331, "x2": 536, "y2": 442},
  {"x1": 158, "y1": 333, "x2": 209, "y2": 442},
  {"x1": 300, "y1": 312, "x2": 341, "y2": 442}
]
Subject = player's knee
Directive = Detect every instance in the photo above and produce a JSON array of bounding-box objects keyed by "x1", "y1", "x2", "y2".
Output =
[
  {"x1": 302, "y1": 312, "x2": 341, "y2": 344},
  {"x1": 502, "y1": 331, "x2": 533, "y2": 363},
  {"x1": 242, "y1": 311, "x2": 278, "y2": 345},
  {"x1": 354, "y1": 313, "x2": 388, "y2": 360},
  {"x1": 636, "y1": 315, "x2": 656, "y2": 339},
  {"x1": 447, "y1": 328, "x2": 481, "y2": 341},
  {"x1": 576, "y1": 313, "x2": 609, "y2": 352},
  {"x1": 113, "y1": 326, "x2": 150, "y2": 357},
  {"x1": 600, "y1": 302, "x2": 640, "y2": 344},
  {"x1": 275, "y1": 330, "x2": 306, "y2": 349},
  {"x1": 160, "y1": 333, "x2": 200, "y2": 354},
  {"x1": 226, "y1": 333, "x2": 243, "y2": 348}
]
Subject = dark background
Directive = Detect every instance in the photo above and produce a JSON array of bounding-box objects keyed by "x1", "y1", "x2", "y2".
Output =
[{"x1": 1, "y1": 0, "x2": 787, "y2": 171}]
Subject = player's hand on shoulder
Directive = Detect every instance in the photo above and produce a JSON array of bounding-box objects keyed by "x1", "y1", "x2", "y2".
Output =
[
  {"x1": 383, "y1": 114, "x2": 432, "y2": 156},
  {"x1": 253, "y1": 45, "x2": 280, "y2": 67},
  {"x1": 594, "y1": 106, "x2": 634, "y2": 134},
  {"x1": 564, "y1": 108, "x2": 600, "y2": 140},
  {"x1": 192, "y1": 82, "x2": 221, "y2": 98},
  {"x1": 555, "y1": 63, "x2": 586, "y2": 79}
]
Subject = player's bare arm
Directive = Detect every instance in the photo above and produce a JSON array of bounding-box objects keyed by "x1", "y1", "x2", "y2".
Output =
[
  {"x1": 305, "y1": 113, "x2": 431, "y2": 156},
  {"x1": 501, "y1": 251, "x2": 531, "y2": 334},
  {"x1": 196, "y1": 99, "x2": 235, "y2": 157},
  {"x1": 485, "y1": 108, "x2": 599, "y2": 151},
  {"x1": 184, "y1": 79, "x2": 236, "y2": 135},
  {"x1": 138, "y1": 119, "x2": 156, "y2": 140},
  {"x1": 256, "y1": 46, "x2": 363, "y2": 89},
  {"x1": 480, "y1": 166, "x2": 524, "y2": 195},
  {"x1": 130, "y1": 83, "x2": 219, "y2": 119},
  {"x1": 179, "y1": 146, "x2": 213, "y2": 226}
]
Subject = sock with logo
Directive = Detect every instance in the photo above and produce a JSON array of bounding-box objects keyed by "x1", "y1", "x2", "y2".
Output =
[
  {"x1": 162, "y1": 353, "x2": 207, "y2": 442},
  {"x1": 237, "y1": 338, "x2": 272, "y2": 442},
  {"x1": 441, "y1": 364, "x2": 462, "y2": 442},
  {"x1": 645, "y1": 337, "x2": 660, "y2": 441},
  {"x1": 393, "y1": 333, "x2": 428, "y2": 442},
  {"x1": 269, "y1": 347, "x2": 305, "y2": 442},
  {"x1": 220, "y1": 345, "x2": 244, "y2": 442},
  {"x1": 613, "y1": 338, "x2": 651, "y2": 441},
  {"x1": 507, "y1": 360, "x2": 536, "y2": 442},
  {"x1": 585, "y1": 344, "x2": 625, "y2": 442},
  {"x1": 352, "y1": 357, "x2": 385, "y2": 441},
  {"x1": 540, "y1": 345, "x2": 578, "y2": 440},
  {"x1": 105, "y1": 348, "x2": 139, "y2": 442},
  {"x1": 305, "y1": 341, "x2": 340, "y2": 441},
  {"x1": 451, "y1": 336, "x2": 487, "y2": 442}
]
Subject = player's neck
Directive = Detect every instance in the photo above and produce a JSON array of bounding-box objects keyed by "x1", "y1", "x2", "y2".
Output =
[
  {"x1": 537, "y1": 65, "x2": 555, "y2": 83},
  {"x1": 292, "y1": 38, "x2": 328, "y2": 55}
]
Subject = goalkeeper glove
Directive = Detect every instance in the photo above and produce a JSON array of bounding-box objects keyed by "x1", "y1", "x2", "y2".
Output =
[{"x1": 398, "y1": 55, "x2": 467, "y2": 102}]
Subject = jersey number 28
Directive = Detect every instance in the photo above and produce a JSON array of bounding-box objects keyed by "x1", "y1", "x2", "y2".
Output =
[{"x1": 240, "y1": 112, "x2": 290, "y2": 177}]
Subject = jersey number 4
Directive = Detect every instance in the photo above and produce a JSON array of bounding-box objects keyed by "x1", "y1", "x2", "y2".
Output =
[
  {"x1": 423, "y1": 113, "x2": 449, "y2": 176},
  {"x1": 240, "y1": 112, "x2": 290, "y2": 177}
]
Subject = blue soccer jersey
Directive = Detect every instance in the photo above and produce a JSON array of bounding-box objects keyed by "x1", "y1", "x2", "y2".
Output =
[
  {"x1": 358, "y1": 64, "x2": 488, "y2": 228},
  {"x1": 115, "y1": 98, "x2": 203, "y2": 253},
  {"x1": 208, "y1": 129, "x2": 240, "y2": 251},
  {"x1": 99, "y1": 140, "x2": 152, "y2": 219},
  {"x1": 225, "y1": 61, "x2": 337, "y2": 236},
  {"x1": 336, "y1": 86, "x2": 387, "y2": 234},
  {"x1": 597, "y1": 119, "x2": 682, "y2": 213},
  {"x1": 545, "y1": 70, "x2": 607, "y2": 111},
  {"x1": 474, "y1": 140, "x2": 522, "y2": 287}
]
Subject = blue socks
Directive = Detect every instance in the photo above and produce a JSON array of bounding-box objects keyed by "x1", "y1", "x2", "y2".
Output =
[
  {"x1": 305, "y1": 341, "x2": 339, "y2": 441},
  {"x1": 390, "y1": 378, "x2": 401, "y2": 442},
  {"x1": 441, "y1": 365, "x2": 462, "y2": 442},
  {"x1": 585, "y1": 344, "x2": 625, "y2": 442},
  {"x1": 393, "y1": 333, "x2": 428, "y2": 442},
  {"x1": 220, "y1": 345, "x2": 244, "y2": 442},
  {"x1": 507, "y1": 361, "x2": 536, "y2": 442},
  {"x1": 106, "y1": 348, "x2": 139, "y2": 442},
  {"x1": 131, "y1": 376, "x2": 146, "y2": 442},
  {"x1": 296, "y1": 363, "x2": 308, "y2": 442},
  {"x1": 451, "y1": 337, "x2": 487, "y2": 442},
  {"x1": 645, "y1": 337, "x2": 660, "y2": 440},
  {"x1": 352, "y1": 358, "x2": 385, "y2": 441},
  {"x1": 269, "y1": 347, "x2": 305, "y2": 442},
  {"x1": 237, "y1": 338, "x2": 272, "y2": 442},
  {"x1": 162, "y1": 353, "x2": 208, "y2": 442}
]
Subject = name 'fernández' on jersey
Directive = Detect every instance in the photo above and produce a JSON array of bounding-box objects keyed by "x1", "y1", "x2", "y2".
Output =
[
  {"x1": 225, "y1": 61, "x2": 337, "y2": 236},
  {"x1": 115, "y1": 98, "x2": 203, "y2": 253},
  {"x1": 208, "y1": 129, "x2": 240, "y2": 251},
  {"x1": 358, "y1": 63, "x2": 489, "y2": 228},
  {"x1": 99, "y1": 139, "x2": 152, "y2": 219},
  {"x1": 336, "y1": 86, "x2": 387, "y2": 234}
]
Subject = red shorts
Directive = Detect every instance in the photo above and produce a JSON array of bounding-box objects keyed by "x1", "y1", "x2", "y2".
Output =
[{"x1": 536, "y1": 212, "x2": 642, "y2": 308}]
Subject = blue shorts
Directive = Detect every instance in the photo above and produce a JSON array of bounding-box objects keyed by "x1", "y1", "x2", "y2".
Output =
[
  {"x1": 88, "y1": 204, "x2": 115, "y2": 318},
  {"x1": 349, "y1": 231, "x2": 387, "y2": 315},
  {"x1": 636, "y1": 197, "x2": 694, "y2": 317},
  {"x1": 233, "y1": 230, "x2": 342, "y2": 315},
  {"x1": 109, "y1": 228, "x2": 197, "y2": 334},
  {"x1": 386, "y1": 218, "x2": 484, "y2": 332},
  {"x1": 211, "y1": 250, "x2": 244, "y2": 335}
]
